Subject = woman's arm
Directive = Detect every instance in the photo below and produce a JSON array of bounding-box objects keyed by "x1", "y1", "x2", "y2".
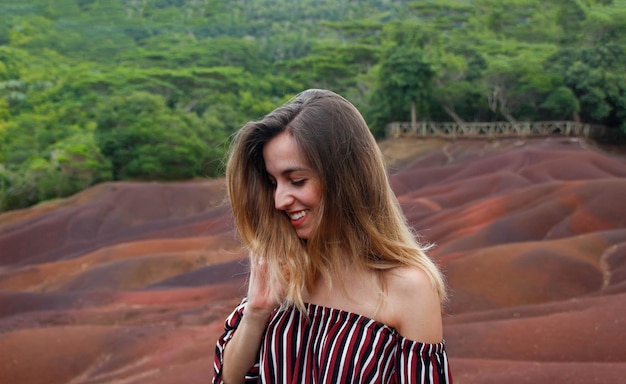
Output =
[{"x1": 220, "y1": 260, "x2": 280, "y2": 384}]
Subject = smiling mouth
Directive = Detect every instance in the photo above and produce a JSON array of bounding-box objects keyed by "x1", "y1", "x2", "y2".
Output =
[{"x1": 288, "y1": 210, "x2": 308, "y2": 221}]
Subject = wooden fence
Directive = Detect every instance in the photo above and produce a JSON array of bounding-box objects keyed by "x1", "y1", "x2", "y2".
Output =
[{"x1": 385, "y1": 121, "x2": 606, "y2": 139}]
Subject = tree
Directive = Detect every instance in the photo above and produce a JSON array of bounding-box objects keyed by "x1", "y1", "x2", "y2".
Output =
[
  {"x1": 48, "y1": 132, "x2": 113, "y2": 193},
  {"x1": 430, "y1": 52, "x2": 471, "y2": 125},
  {"x1": 546, "y1": 44, "x2": 626, "y2": 134},
  {"x1": 94, "y1": 92, "x2": 209, "y2": 180},
  {"x1": 375, "y1": 45, "x2": 435, "y2": 131},
  {"x1": 540, "y1": 86, "x2": 580, "y2": 120},
  {"x1": 482, "y1": 52, "x2": 560, "y2": 123}
]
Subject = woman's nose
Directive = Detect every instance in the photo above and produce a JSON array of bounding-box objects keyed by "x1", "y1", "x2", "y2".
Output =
[{"x1": 274, "y1": 183, "x2": 294, "y2": 210}]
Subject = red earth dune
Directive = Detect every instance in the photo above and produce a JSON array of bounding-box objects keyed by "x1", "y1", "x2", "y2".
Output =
[{"x1": 1, "y1": 137, "x2": 625, "y2": 383}]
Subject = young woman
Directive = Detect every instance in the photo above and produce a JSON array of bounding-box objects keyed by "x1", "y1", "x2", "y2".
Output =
[{"x1": 212, "y1": 89, "x2": 452, "y2": 383}]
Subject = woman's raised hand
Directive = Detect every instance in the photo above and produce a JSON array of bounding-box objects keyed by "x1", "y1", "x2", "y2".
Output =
[
  {"x1": 245, "y1": 257, "x2": 282, "y2": 321},
  {"x1": 219, "y1": 257, "x2": 283, "y2": 383}
]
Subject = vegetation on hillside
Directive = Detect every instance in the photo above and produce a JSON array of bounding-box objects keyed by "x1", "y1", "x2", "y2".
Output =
[{"x1": 0, "y1": 0, "x2": 625, "y2": 211}]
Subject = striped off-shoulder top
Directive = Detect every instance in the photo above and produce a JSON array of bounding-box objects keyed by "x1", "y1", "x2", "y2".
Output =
[{"x1": 212, "y1": 297, "x2": 453, "y2": 384}]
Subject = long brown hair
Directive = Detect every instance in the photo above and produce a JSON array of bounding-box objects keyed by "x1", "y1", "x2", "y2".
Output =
[{"x1": 226, "y1": 89, "x2": 446, "y2": 310}]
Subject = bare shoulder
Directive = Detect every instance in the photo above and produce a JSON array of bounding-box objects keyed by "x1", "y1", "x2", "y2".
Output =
[{"x1": 384, "y1": 266, "x2": 443, "y2": 343}]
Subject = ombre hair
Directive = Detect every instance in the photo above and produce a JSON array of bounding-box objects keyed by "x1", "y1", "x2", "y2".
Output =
[{"x1": 226, "y1": 89, "x2": 446, "y2": 310}]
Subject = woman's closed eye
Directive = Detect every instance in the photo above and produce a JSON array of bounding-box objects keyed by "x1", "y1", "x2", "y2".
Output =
[{"x1": 266, "y1": 177, "x2": 305, "y2": 188}]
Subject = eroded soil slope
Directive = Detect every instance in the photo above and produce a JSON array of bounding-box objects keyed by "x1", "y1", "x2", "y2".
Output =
[{"x1": 1, "y1": 137, "x2": 625, "y2": 383}]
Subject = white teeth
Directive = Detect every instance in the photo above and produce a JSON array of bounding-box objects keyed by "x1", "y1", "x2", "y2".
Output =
[{"x1": 289, "y1": 211, "x2": 307, "y2": 220}]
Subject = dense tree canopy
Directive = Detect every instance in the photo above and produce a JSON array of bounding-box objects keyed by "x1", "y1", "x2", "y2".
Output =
[{"x1": 0, "y1": 0, "x2": 624, "y2": 211}]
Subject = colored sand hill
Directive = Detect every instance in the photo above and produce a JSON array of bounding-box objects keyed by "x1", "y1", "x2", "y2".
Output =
[{"x1": 1, "y1": 137, "x2": 625, "y2": 383}]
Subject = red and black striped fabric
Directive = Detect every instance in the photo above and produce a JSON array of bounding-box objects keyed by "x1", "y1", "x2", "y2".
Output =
[{"x1": 213, "y1": 297, "x2": 453, "y2": 383}]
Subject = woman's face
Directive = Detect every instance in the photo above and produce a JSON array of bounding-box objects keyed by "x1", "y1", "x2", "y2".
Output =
[{"x1": 263, "y1": 131, "x2": 322, "y2": 240}]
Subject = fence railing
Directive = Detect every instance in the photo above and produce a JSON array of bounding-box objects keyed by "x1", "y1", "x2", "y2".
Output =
[{"x1": 385, "y1": 121, "x2": 606, "y2": 139}]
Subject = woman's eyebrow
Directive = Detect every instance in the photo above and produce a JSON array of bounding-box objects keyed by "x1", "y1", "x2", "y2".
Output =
[
  {"x1": 279, "y1": 167, "x2": 309, "y2": 177},
  {"x1": 266, "y1": 166, "x2": 310, "y2": 179}
]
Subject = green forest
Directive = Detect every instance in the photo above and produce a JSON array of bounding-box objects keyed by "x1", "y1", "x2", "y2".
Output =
[{"x1": 1, "y1": 0, "x2": 625, "y2": 212}]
